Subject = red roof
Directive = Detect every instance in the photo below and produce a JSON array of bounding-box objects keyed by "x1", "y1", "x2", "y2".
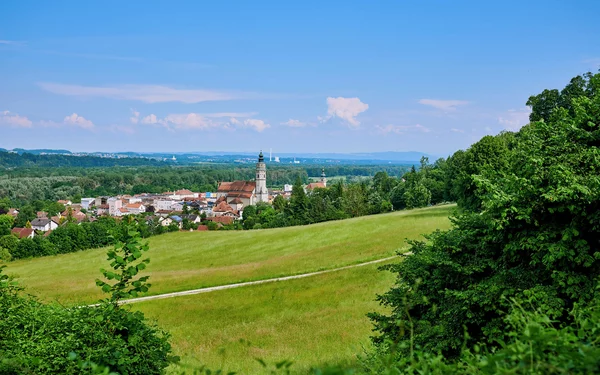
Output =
[
  {"x1": 213, "y1": 201, "x2": 234, "y2": 213},
  {"x1": 11, "y1": 228, "x2": 34, "y2": 239},
  {"x1": 217, "y1": 181, "x2": 256, "y2": 194},
  {"x1": 126, "y1": 203, "x2": 144, "y2": 209},
  {"x1": 228, "y1": 198, "x2": 244, "y2": 205},
  {"x1": 306, "y1": 182, "x2": 326, "y2": 190},
  {"x1": 176, "y1": 189, "x2": 194, "y2": 195},
  {"x1": 206, "y1": 216, "x2": 234, "y2": 225}
]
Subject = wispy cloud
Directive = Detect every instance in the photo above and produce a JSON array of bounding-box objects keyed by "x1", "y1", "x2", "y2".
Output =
[
  {"x1": 242, "y1": 119, "x2": 270, "y2": 132},
  {"x1": 418, "y1": 99, "x2": 469, "y2": 111},
  {"x1": 282, "y1": 119, "x2": 307, "y2": 127},
  {"x1": 138, "y1": 112, "x2": 269, "y2": 132},
  {"x1": 130, "y1": 109, "x2": 140, "y2": 124},
  {"x1": 0, "y1": 110, "x2": 32, "y2": 127},
  {"x1": 375, "y1": 124, "x2": 430, "y2": 135},
  {"x1": 498, "y1": 108, "x2": 531, "y2": 131},
  {"x1": 63, "y1": 113, "x2": 94, "y2": 129},
  {"x1": 38, "y1": 82, "x2": 256, "y2": 104},
  {"x1": 0, "y1": 40, "x2": 26, "y2": 46},
  {"x1": 322, "y1": 97, "x2": 369, "y2": 127}
]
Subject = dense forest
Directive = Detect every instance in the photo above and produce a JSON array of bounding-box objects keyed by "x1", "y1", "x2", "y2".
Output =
[
  {"x1": 0, "y1": 151, "x2": 168, "y2": 168},
  {"x1": 0, "y1": 165, "x2": 409, "y2": 205}
]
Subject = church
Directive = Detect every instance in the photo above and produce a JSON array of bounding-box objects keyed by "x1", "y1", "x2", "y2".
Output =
[{"x1": 216, "y1": 151, "x2": 269, "y2": 207}]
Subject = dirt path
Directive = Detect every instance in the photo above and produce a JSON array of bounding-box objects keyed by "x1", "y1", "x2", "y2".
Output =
[{"x1": 111, "y1": 255, "x2": 406, "y2": 306}]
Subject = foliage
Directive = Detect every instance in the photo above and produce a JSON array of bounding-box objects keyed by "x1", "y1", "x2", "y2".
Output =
[
  {"x1": 369, "y1": 72, "x2": 600, "y2": 361},
  {"x1": 95, "y1": 225, "x2": 151, "y2": 303},
  {"x1": 0, "y1": 227, "x2": 175, "y2": 374}
]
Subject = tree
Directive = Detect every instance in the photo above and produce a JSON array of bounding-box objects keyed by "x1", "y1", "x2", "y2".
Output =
[
  {"x1": 288, "y1": 177, "x2": 309, "y2": 224},
  {"x1": 272, "y1": 194, "x2": 288, "y2": 212},
  {"x1": 370, "y1": 72, "x2": 600, "y2": 359},
  {"x1": 95, "y1": 224, "x2": 151, "y2": 303},
  {"x1": 0, "y1": 215, "x2": 14, "y2": 236},
  {"x1": 403, "y1": 182, "x2": 431, "y2": 209}
]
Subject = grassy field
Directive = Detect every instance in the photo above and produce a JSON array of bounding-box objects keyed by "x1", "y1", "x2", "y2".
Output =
[
  {"x1": 6, "y1": 205, "x2": 454, "y2": 304},
  {"x1": 134, "y1": 260, "x2": 397, "y2": 374}
]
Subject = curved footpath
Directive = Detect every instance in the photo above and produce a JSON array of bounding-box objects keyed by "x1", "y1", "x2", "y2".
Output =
[{"x1": 101, "y1": 253, "x2": 411, "y2": 306}]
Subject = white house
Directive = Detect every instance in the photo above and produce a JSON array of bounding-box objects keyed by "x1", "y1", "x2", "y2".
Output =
[
  {"x1": 108, "y1": 197, "x2": 123, "y2": 216},
  {"x1": 125, "y1": 203, "x2": 146, "y2": 215},
  {"x1": 81, "y1": 198, "x2": 95, "y2": 210},
  {"x1": 154, "y1": 199, "x2": 176, "y2": 212},
  {"x1": 30, "y1": 218, "x2": 59, "y2": 232}
]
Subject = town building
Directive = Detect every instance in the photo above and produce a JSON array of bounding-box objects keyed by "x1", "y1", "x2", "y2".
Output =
[
  {"x1": 11, "y1": 228, "x2": 35, "y2": 239},
  {"x1": 306, "y1": 169, "x2": 328, "y2": 191},
  {"x1": 30, "y1": 218, "x2": 59, "y2": 232},
  {"x1": 216, "y1": 152, "x2": 269, "y2": 207}
]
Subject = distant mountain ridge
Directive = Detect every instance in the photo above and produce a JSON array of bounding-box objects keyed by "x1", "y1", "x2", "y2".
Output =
[{"x1": 1, "y1": 148, "x2": 439, "y2": 165}]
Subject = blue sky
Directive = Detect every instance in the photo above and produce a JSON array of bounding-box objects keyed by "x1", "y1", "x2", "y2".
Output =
[{"x1": 1, "y1": 0, "x2": 599, "y2": 156}]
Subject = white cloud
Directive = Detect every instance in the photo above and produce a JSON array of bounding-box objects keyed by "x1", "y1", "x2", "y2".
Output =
[
  {"x1": 0, "y1": 110, "x2": 32, "y2": 127},
  {"x1": 498, "y1": 108, "x2": 531, "y2": 131},
  {"x1": 141, "y1": 114, "x2": 159, "y2": 124},
  {"x1": 130, "y1": 109, "x2": 140, "y2": 124},
  {"x1": 451, "y1": 128, "x2": 465, "y2": 133},
  {"x1": 282, "y1": 119, "x2": 306, "y2": 127},
  {"x1": 325, "y1": 97, "x2": 369, "y2": 127},
  {"x1": 163, "y1": 113, "x2": 214, "y2": 130},
  {"x1": 38, "y1": 82, "x2": 248, "y2": 103},
  {"x1": 64, "y1": 113, "x2": 94, "y2": 129},
  {"x1": 242, "y1": 119, "x2": 270, "y2": 132},
  {"x1": 137, "y1": 112, "x2": 269, "y2": 132},
  {"x1": 376, "y1": 124, "x2": 430, "y2": 135},
  {"x1": 418, "y1": 99, "x2": 469, "y2": 111}
]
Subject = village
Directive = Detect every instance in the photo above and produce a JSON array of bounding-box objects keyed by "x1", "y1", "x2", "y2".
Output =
[{"x1": 7, "y1": 152, "x2": 328, "y2": 239}]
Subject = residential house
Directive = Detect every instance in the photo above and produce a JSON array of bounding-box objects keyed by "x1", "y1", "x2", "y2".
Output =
[
  {"x1": 154, "y1": 199, "x2": 176, "y2": 212},
  {"x1": 30, "y1": 218, "x2": 59, "y2": 232},
  {"x1": 174, "y1": 189, "x2": 198, "y2": 199},
  {"x1": 95, "y1": 196, "x2": 109, "y2": 207},
  {"x1": 81, "y1": 198, "x2": 95, "y2": 210},
  {"x1": 181, "y1": 214, "x2": 201, "y2": 224},
  {"x1": 125, "y1": 202, "x2": 146, "y2": 215},
  {"x1": 11, "y1": 228, "x2": 35, "y2": 239},
  {"x1": 57, "y1": 199, "x2": 72, "y2": 206},
  {"x1": 170, "y1": 215, "x2": 183, "y2": 229},
  {"x1": 108, "y1": 197, "x2": 123, "y2": 216},
  {"x1": 212, "y1": 201, "x2": 239, "y2": 219},
  {"x1": 206, "y1": 216, "x2": 234, "y2": 225},
  {"x1": 159, "y1": 217, "x2": 173, "y2": 227},
  {"x1": 7, "y1": 208, "x2": 19, "y2": 218},
  {"x1": 97, "y1": 204, "x2": 109, "y2": 216}
]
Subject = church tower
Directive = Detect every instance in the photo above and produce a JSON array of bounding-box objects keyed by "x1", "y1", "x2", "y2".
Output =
[
  {"x1": 255, "y1": 151, "x2": 269, "y2": 203},
  {"x1": 320, "y1": 168, "x2": 327, "y2": 187}
]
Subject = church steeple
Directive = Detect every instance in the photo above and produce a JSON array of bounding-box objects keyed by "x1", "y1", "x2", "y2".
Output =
[
  {"x1": 255, "y1": 151, "x2": 268, "y2": 203},
  {"x1": 320, "y1": 168, "x2": 327, "y2": 187}
]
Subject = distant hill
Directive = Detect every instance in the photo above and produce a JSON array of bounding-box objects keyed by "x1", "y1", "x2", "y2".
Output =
[
  {"x1": 11, "y1": 148, "x2": 72, "y2": 155},
  {"x1": 0, "y1": 151, "x2": 168, "y2": 168}
]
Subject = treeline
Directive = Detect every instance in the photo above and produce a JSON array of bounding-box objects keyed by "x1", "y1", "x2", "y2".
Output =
[
  {"x1": 0, "y1": 215, "x2": 182, "y2": 261},
  {"x1": 363, "y1": 72, "x2": 600, "y2": 373},
  {"x1": 0, "y1": 151, "x2": 168, "y2": 168},
  {"x1": 0, "y1": 165, "x2": 409, "y2": 205}
]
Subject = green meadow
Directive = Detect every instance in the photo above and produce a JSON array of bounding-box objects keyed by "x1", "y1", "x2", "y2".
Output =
[
  {"x1": 5, "y1": 205, "x2": 454, "y2": 373},
  {"x1": 7, "y1": 205, "x2": 454, "y2": 304},
  {"x1": 135, "y1": 261, "x2": 396, "y2": 374}
]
